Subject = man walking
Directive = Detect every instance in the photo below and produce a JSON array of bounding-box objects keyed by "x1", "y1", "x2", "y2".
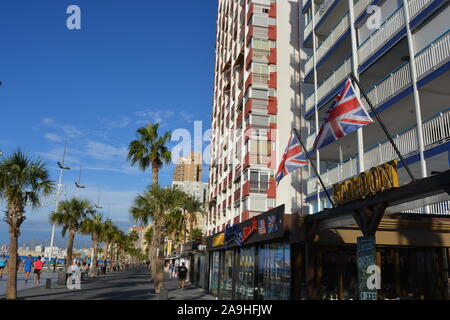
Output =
[
  {"x1": 23, "y1": 255, "x2": 33, "y2": 283},
  {"x1": 0, "y1": 254, "x2": 7, "y2": 279},
  {"x1": 177, "y1": 262, "x2": 188, "y2": 290}
]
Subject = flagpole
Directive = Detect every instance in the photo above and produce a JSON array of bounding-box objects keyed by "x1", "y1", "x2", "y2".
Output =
[
  {"x1": 349, "y1": 73, "x2": 416, "y2": 182},
  {"x1": 292, "y1": 128, "x2": 335, "y2": 208}
]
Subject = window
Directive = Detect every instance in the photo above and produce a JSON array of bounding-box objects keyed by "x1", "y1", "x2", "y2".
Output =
[
  {"x1": 250, "y1": 170, "x2": 269, "y2": 193},
  {"x1": 252, "y1": 88, "x2": 268, "y2": 100},
  {"x1": 253, "y1": 39, "x2": 270, "y2": 51},
  {"x1": 252, "y1": 63, "x2": 269, "y2": 75}
]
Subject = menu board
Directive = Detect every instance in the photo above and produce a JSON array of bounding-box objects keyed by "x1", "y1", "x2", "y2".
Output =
[{"x1": 357, "y1": 236, "x2": 378, "y2": 300}]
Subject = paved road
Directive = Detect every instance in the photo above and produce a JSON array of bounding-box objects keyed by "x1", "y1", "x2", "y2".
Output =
[{"x1": 6, "y1": 268, "x2": 214, "y2": 300}]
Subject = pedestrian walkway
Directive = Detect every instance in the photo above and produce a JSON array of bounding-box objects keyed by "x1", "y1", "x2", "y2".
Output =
[
  {"x1": 2, "y1": 268, "x2": 214, "y2": 300},
  {"x1": 0, "y1": 270, "x2": 59, "y2": 298}
]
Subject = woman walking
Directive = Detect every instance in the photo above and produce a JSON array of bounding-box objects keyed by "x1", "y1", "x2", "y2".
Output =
[{"x1": 33, "y1": 256, "x2": 43, "y2": 285}]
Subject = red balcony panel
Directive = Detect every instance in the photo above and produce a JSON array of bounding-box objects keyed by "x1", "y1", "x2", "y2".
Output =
[
  {"x1": 269, "y1": 3, "x2": 277, "y2": 18},
  {"x1": 228, "y1": 171, "x2": 233, "y2": 183},
  {"x1": 269, "y1": 72, "x2": 277, "y2": 89},
  {"x1": 246, "y1": 48, "x2": 253, "y2": 69},
  {"x1": 267, "y1": 178, "x2": 276, "y2": 198},
  {"x1": 245, "y1": 73, "x2": 253, "y2": 91},
  {"x1": 267, "y1": 151, "x2": 276, "y2": 169},
  {"x1": 268, "y1": 123, "x2": 277, "y2": 142},
  {"x1": 247, "y1": 3, "x2": 255, "y2": 24},
  {"x1": 243, "y1": 152, "x2": 250, "y2": 169},
  {"x1": 233, "y1": 216, "x2": 240, "y2": 225},
  {"x1": 268, "y1": 48, "x2": 277, "y2": 65},
  {"x1": 236, "y1": 111, "x2": 243, "y2": 128},
  {"x1": 268, "y1": 25, "x2": 277, "y2": 40},
  {"x1": 222, "y1": 224, "x2": 225, "y2": 231},
  {"x1": 234, "y1": 188, "x2": 241, "y2": 201},
  {"x1": 242, "y1": 181, "x2": 250, "y2": 197},
  {"x1": 242, "y1": 210, "x2": 250, "y2": 222},
  {"x1": 228, "y1": 196, "x2": 231, "y2": 208},
  {"x1": 246, "y1": 26, "x2": 254, "y2": 45},
  {"x1": 268, "y1": 96, "x2": 278, "y2": 115},
  {"x1": 244, "y1": 98, "x2": 252, "y2": 117}
]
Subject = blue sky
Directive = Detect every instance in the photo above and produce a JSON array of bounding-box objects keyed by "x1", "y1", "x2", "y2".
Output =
[{"x1": 0, "y1": 0, "x2": 217, "y2": 248}]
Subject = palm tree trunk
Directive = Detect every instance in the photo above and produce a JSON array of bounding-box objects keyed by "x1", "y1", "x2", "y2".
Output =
[
  {"x1": 89, "y1": 239, "x2": 99, "y2": 277},
  {"x1": 151, "y1": 219, "x2": 165, "y2": 294},
  {"x1": 66, "y1": 231, "x2": 76, "y2": 271},
  {"x1": 6, "y1": 225, "x2": 19, "y2": 300},
  {"x1": 151, "y1": 162, "x2": 159, "y2": 186},
  {"x1": 190, "y1": 216, "x2": 194, "y2": 241}
]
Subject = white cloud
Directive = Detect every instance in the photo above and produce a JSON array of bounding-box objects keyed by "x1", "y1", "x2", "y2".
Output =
[
  {"x1": 84, "y1": 141, "x2": 127, "y2": 161},
  {"x1": 135, "y1": 109, "x2": 175, "y2": 127},
  {"x1": 44, "y1": 133, "x2": 63, "y2": 142}
]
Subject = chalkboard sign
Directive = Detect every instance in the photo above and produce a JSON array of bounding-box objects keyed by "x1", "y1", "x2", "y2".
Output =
[{"x1": 357, "y1": 236, "x2": 378, "y2": 300}]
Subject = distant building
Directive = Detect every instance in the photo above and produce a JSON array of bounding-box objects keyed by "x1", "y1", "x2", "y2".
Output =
[
  {"x1": 35, "y1": 245, "x2": 45, "y2": 253},
  {"x1": 173, "y1": 152, "x2": 203, "y2": 182},
  {"x1": 172, "y1": 180, "x2": 208, "y2": 203}
]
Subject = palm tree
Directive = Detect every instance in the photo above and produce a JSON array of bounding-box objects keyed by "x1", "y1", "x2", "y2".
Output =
[
  {"x1": 101, "y1": 219, "x2": 116, "y2": 270},
  {"x1": 143, "y1": 226, "x2": 153, "y2": 259},
  {"x1": 0, "y1": 150, "x2": 55, "y2": 299},
  {"x1": 80, "y1": 212, "x2": 104, "y2": 277},
  {"x1": 130, "y1": 185, "x2": 184, "y2": 293},
  {"x1": 184, "y1": 195, "x2": 206, "y2": 242},
  {"x1": 166, "y1": 208, "x2": 187, "y2": 254},
  {"x1": 127, "y1": 123, "x2": 172, "y2": 186},
  {"x1": 191, "y1": 228, "x2": 203, "y2": 242},
  {"x1": 50, "y1": 198, "x2": 93, "y2": 273}
]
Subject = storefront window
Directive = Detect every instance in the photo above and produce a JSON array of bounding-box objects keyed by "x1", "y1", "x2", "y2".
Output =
[
  {"x1": 237, "y1": 247, "x2": 256, "y2": 300},
  {"x1": 221, "y1": 250, "x2": 234, "y2": 300},
  {"x1": 210, "y1": 251, "x2": 221, "y2": 297},
  {"x1": 257, "y1": 242, "x2": 291, "y2": 300}
]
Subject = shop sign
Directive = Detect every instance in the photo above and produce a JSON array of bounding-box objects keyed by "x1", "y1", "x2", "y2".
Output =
[
  {"x1": 258, "y1": 219, "x2": 267, "y2": 235},
  {"x1": 225, "y1": 224, "x2": 242, "y2": 247},
  {"x1": 357, "y1": 236, "x2": 378, "y2": 300},
  {"x1": 212, "y1": 233, "x2": 225, "y2": 247},
  {"x1": 242, "y1": 217, "x2": 258, "y2": 242},
  {"x1": 332, "y1": 160, "x2": 399, "y2": 205}
]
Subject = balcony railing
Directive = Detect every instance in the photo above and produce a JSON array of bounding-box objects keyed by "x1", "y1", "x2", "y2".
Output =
[
  {"x1": 305, "y1": 57, "x2": 352, "y2": 114},
  {"x1": 304, "y1": 21, "x2": 313, "y2": 42},
  {"x1": 304, "y1": 13, "x2": 349, "y2": 76},
  {"x1": 354, "y1": 0, "x2": 373, "y2": 19},
  {"x1": 314, "y1": 0, "x2": 336, "y2": 29},
  {"x1": 307, "y1": 108, "x2": 450, "y2": 195},
  {"x1": 358, "y1": 6, "x2": 405, "y2": 65},
  {"x1": 402, "y1": 201, "x2": 450, "y2": 215},
  {"x1": 316, "y1": 13, "x2": 349, "y2": 63},
  {"x1": 408, "y1": 0, "x2": 433, "y2": 20}
]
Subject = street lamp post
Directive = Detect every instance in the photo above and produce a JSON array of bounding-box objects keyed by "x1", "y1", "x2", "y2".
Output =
[{"x1": 48, "y1": 144, "x2": 71, "y2": 269}]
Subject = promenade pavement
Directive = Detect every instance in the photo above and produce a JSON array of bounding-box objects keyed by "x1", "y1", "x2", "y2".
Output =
[{"x1": 1, "y1": 267, "x2": 214, "y2": 300}]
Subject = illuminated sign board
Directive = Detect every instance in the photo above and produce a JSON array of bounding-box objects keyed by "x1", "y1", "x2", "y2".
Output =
[
  {"x1": 212, "y1": 233, "x2": 225, "y2": 247},
  {"x1": 331, "y1": 160, "x2": 399, "y2": 205}
]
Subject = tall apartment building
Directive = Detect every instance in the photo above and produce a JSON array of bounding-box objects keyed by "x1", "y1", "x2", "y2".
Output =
[
  {"x1": 173, "y1": 152, "x2": 203, "y2": 182},
  {"x1": 300, "y1": 0, "x2": 449, "y2": 213},
  {"x1": 207, "y1": 0, "x2": 302, "y2": 236}
]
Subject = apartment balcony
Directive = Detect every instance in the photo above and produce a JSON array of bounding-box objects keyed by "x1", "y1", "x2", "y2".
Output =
[
  {"x1": 358, "y1": 0, "x2": 434, "y2": 69},
  {"x1": 305, "y1": 57, "x2": 352, "y2": 116},
  {"x1": 246, "y1": 48, "x2": 270, "y2": 68},
  {"x1": 250, "y1": 153, "x2": 270, "y2": 166},
  {"x1": 245, "y1": 72, "x2": 270, "y2": 90},
  {"x1": 306, "y1": 108, "x2": 450, "y2": 195},
  {"x1": 304, "y1": 21, "x2": 313, "y2": 44},
  {"x1": 244, "y1": 98, "x2": 267, "y2": 117},
  {"x1": 234, "y1": 188, "x2": 241, "y2": 202},
  {"x1": 250, "y1": 181, "x2": 269, "y2": 194},
  {"x1": 305, "y1": 12, "x2": 349, "y2": 77}
]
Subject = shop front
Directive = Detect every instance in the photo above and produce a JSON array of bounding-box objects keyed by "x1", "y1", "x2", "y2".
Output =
[{"x1": 206, "y1": 205, "x2": 292, "y2": 300}]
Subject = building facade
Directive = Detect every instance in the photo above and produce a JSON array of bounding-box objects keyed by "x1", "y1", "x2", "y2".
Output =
[
  {"x1": 173, "y1": 152, "x2": 203, "y2": 182},
  {"x1": 207, "y1": 0, "x2": 303, "y2": 237},
  {"x1": 300, "y1": 0, "x2": 450, "y2": 213}
]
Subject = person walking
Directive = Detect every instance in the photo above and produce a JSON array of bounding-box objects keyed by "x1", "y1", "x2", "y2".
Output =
[
  {"x1": 33, "y1": 256, "x2": 43, "y2": 285},
  {"x1": 177, "y1": 262, "x2": 188, "y2": 290},
  {"x1": 169, "y1": 261, "x2": 173, "y2": 278},
  {"x1": 23, "y1": 255, "x2": 33, "y2": 283},
  {"x1": 0, "y1": 254, "x2": 7, "y2": 279},
  {"x1": 53, "y1": 256, "x2": 58, "y2": 272}
]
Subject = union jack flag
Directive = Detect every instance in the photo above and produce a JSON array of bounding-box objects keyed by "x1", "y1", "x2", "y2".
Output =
[
  {"x1": 276, "y1": 133, "x2": 308, "y2": 184},
  {"x1": 267, "y1": 216, "x2": 278, "y2": 233},
  {"x1": 313, "y1": 78, "x2": 373, "y2": 150},
  {"x1": 258, "y1": 219, "x2": 267, "y2": 235}
]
